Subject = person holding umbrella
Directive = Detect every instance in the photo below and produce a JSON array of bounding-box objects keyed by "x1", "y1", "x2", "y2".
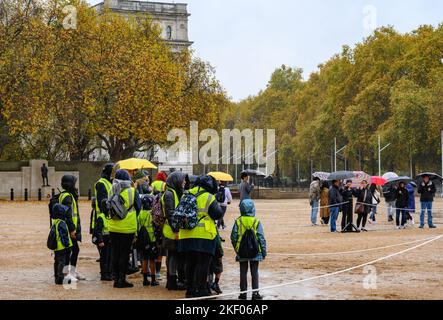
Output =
[
  {"x1": 395, "y1": 182, "x2": 409, "y2": 230},
  {"x1": 418, "y1": 174, "x2": 437, "y2": 229},
  {"x1": 406, "y1": 182, "x2": 417, "y2": 226}
]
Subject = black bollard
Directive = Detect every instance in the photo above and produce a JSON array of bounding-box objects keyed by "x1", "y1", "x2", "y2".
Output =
[
  {"x1": 24, "y1": 188, "x2": 28, "y2": 201},
  {"x1": 88, "y1": 189, "x2": 92, "y2": 201},
  {"x1": 38, "y1": 189, "x2": 42, "y2": 201},
  {"x1": 51, "y1": 188, "x2": 55, "y2": 198},
  {"x1": 10, "y1": 189, "x2": 14, "y2": 201}
]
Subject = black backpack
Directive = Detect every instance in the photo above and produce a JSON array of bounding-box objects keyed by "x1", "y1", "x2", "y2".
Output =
[
  {"x1": 237, "y1": 219, "x2": 260, "y2": 259},
  {"x1": 215, "y1": 185, "x2": 226, "y2": 203},
  {"x1": 47, "y1": 224, "x2": 58, "y2": 250}
]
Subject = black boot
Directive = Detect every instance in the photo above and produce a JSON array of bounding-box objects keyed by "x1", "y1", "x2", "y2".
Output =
[
  {"x1": 143, "y1": 273, "x2": 151, "y2": 287},
  {"x1": 113, "y1": 273, "x2": 120, "y2": 288},
  {"x1": 167, "y1": 275, "x2": 178, "y2": 290},
  {"x1": 151, "y1": 275, "x2": 159, "y2": 287},
  {"x1": 177, "y1": 280, "x2": 187, "y2": 291},
  {"x1": 117, "y1": 273, "x2": 134, "y2": 288},
  {"x1": 186, "y1": 287, "x2": 196, "y2": 298}
]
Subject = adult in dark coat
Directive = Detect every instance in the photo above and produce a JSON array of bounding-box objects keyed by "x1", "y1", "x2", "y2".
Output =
[
  {"x1": 328, "y1": 180, "x2": 343, "y2": 233},
  {"x1": 418, "y1": 175, "x2": 437, "y2": 229},
  {"x1": 395, "y1": 182, "x2": 409, "y2": 229},
  {"x1": 354, "y1": 180, "x2": 372, "y2": 232},
  {"x1": 340, "y1": 180, "x2": 355, "y2": 231}
]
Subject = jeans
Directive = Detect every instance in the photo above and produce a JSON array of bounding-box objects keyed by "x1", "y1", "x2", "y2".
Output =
[
  {"x1": 65, "y1": 239, "x2": 79, "y2": 267},
  {"x1": 420, "y1": 202, "x2": 434, "y2": 227},
  {"x1": 240, "y1": 261, "x2": 259, "y2": 292},
  {"x1": 311, "y1": 200, "x2": 319, "y2": 225},
  {"x1": 330, "y1": 207, "x2": 340, "y2": 232},
  {"x1": 387, "y1": 201, "x2": 396, "y2": 220},
  {"x1": 396, "y1": 208, "x2": 407, "y2": 227}
]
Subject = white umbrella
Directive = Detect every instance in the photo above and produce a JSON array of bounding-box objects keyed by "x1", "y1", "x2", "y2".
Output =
[
  {"x1": 312, "y1": 172, "x2": 330, "y2": 180},
  {"x1": 383, "y1": 172, "x2": 398, "y2": 181}
]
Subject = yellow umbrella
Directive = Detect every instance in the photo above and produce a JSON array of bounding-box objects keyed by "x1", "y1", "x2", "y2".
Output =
[
  {"x1": 115, "y1": 158, "x2": 157, "y2": 171},
  {"x1": 208, "y1": 172, "x2": 233, "y2": 182}
]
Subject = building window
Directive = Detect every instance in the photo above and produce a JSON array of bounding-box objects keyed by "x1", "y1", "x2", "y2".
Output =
[{"x1": 166, "y1": 26, "x2": 172, "y2": 40}]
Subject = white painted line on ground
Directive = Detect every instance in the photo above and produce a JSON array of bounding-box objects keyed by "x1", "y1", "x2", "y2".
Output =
[{"x1": 185, "y1": 234, "x2": 443, "y2": 300}]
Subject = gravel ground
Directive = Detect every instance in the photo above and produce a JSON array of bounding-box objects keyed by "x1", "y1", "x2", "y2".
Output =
[{"x1": 0, "y1": 198, "x2": 442, "y2": 300}]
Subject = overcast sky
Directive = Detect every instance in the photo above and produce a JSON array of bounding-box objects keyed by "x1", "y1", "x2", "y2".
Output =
[{"x1": 88, "y1": 0, "x2": 443, "y2": 101}]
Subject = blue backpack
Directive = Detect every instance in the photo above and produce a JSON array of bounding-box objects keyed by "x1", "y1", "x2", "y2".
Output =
[{"x1": 170, "y1": 191, "x2": 207, "y2": 230}]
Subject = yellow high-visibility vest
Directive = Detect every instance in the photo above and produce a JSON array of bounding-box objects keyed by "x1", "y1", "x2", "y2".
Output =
[
  {"x1": 161, "y1": 188, "x2": 179, "y2": 240},
  {"x1": 53, "y1": 219, "x2": 73, "y2": 252},
  {"x1": 93, "y1": 178, "x2": 112, "y2": 234},
  {"x1": 108, "y1": 187, "x2": 137, "y2": 235},
  {"x1": 59, "y1": 192, "x2": 78, "y2": 228}
]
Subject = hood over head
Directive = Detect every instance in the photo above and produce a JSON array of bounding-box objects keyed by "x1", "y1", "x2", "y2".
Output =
[
  {"x1": 240, "y1": 199, "x2": 256, "y2": 217},
  {"x1": 61, "y1": 175, "x2": 78, "y2": 195},
  {"x1": 115, "y1": 169, "x2": 131, "y2": 181},
  {"x1": 101, "y1": 163, "x2": 115, "y2": 181},
  {"x1": 166, "y1": 171, "x2": 189, "y2": 196},
  {"x1": 194, "y1": 175, "x2": 218, "y2": 195}
]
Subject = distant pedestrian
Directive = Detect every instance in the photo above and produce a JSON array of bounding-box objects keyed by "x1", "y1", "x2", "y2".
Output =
[
  {"x1": 340, "y1": 180, "x2": 355, "y2": 231},
  {"x1": 41, "y1": 163, "x2": 49, "y2": 187},
  {"x1": 369, "y1": 184, "x2": 381, "y2": 224},
  {"x1": 239, "y1": 173, "x2": 254, "y2": 202},
  {"x1": 319, "y1": 181, "x2": 330, "y2": 225},
  {"x1": 355, "y1": 180, "x2": 372, "y2": 232},
  {"x1": 217, "y1": 181, "x2": 233, "y2": 230},
  {"x1": 418, "y1": 175, "x2": 437, "y2": 229},
  {"x1": 406, "y1": 183, "x2": 416, "y2": 226},
  {"x1": 328, "y1": 180, "x2": 343, "y2": 233},
  {"x1": 395, "y1": 182, "x2": 409, "y2": 230},
  {"x1": 309, "y1": 177, "x2": 321, "y2": 226},
  {"x1": 383, "y1": 184, "x2": 397, "y2": 222}
]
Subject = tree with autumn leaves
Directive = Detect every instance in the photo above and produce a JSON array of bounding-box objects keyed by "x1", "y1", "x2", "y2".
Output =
[
  {"x1": 224, "y1": 25, "x2": 443, "y2": 181},
  {"x1": 0, "y1": 0, "x2": 227, "y2": 161}
]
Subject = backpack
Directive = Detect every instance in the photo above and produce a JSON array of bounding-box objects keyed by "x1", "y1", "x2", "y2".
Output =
[
  {"x1": 151, "y1": 194, "x2": 164, "y2": 227},
  {"x1": 215, "y1": 185, "x2": 226, "y2": 203},
  {"x1": 170, "y1": 191, "x2": 206, "y2": 230},
  {"x1": 237, "y1": 218, "x2": 260, "y2": 259},
  {"x1": 107, "y1": 181, "x2": 133, "y2": 220},
  {"x1": 47, "y1": 223, "x2": 58, "y2": 250}
]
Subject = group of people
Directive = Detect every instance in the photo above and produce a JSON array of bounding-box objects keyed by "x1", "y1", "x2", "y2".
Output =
[
  {"x1": 48, "y1": 166, "x2": 267, "y2": 300},
  {"x1": 309, "y1": 174, "x2": 438, "y2": 233}
]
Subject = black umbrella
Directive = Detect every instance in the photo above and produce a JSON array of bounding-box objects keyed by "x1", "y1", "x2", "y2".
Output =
[
  {"x1": 416, "y1": 172, "x2": 443, "y2": 182},
  {"x1": 241, "y1": 169, "x2": 266, "y2": 177},
  {"x1": 386, "y1": 176, "x2": 413, "y2": 186},
  {"x1": 328, "y1": 171, "x2": 355, "y2": 181}
]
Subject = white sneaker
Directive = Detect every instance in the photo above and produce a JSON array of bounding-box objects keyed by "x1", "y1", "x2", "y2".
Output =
[
  {"x1": 74, "y1": 272, "x2": 86, "y2": 281},
  {"x1": 65, "y1": 273, "x2": 78, "y2": 282}
]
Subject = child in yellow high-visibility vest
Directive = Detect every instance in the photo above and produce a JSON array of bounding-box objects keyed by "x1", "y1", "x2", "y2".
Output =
[
  {"x1": 231, "y1": 199, "x2": 267, "y2": 300},
  {"x1": 50, "y1": 204, "x2": 73, "y2": 285}
]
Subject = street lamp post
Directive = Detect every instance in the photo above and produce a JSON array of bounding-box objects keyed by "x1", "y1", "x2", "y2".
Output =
[
  {"x1": 334, "y1": 137, "x2": 347, "y2": 172},
  {"x1": 378, "y1": 135, "x2": 391, "y2": 177}
]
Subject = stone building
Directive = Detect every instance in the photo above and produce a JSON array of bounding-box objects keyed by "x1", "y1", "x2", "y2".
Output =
[{"x1": 93, "y1": 0, "x2": 193, "y2": 52}]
